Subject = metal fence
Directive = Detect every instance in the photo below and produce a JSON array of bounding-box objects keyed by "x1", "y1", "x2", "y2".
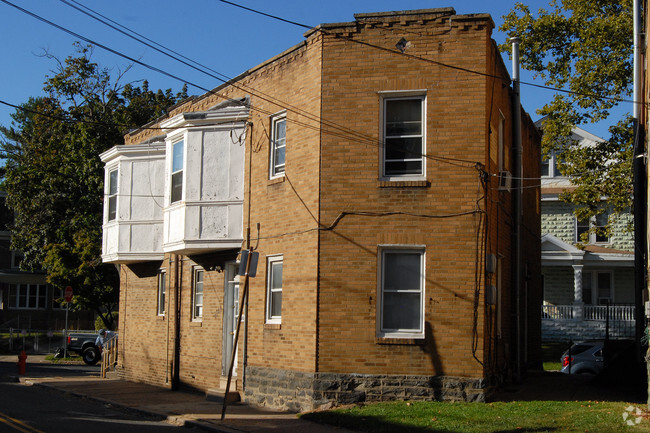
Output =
[{"x1": 0, "y1": 328, "x2": 96, "y2": 354}]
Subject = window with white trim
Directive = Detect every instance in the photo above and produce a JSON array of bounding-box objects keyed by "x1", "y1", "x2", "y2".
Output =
[
  {"x1": 192, "y1": 268, "x2": 204, "y2": 320},
  {"x1": 575, "y1": 210, "x2": 610, "y2": 244},
  {"x1": 265, "y1": 255, "x2": 283, "y2": 323},
  {"x1": 541, "y1": 150, "x2": 564, "y2": 178},
  {"x1": 170, "y1": 140, "x2": 184, "y2": 203},
  {"x1": 8, "y1": 284, "x2": 47, "y2": 310},
  {"x1": 107, "y1": 169, "x2": 118, "y2": 221},
  {"x1": 157, "y1": 270, "x2": 166, "y2": 316},
  {"x1": 269, "y1": 113, "x2": 286, "y2": 178},
  {"x1": 378, "y1": 247, "x2": 425, "y2": 338},
  {"x1": 382, "y1": 95, "x2": 425, "y2": 178}
]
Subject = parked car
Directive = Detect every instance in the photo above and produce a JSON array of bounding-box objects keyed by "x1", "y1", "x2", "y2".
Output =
[
  {"x1": 560, "y1": 340, "x2": 604, "y2": 375},
  {"x1": 66, "y1": 332, "x2": 101, "y2": 365}
]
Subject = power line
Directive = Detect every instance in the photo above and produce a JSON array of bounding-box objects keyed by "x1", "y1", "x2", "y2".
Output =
[{"x1": 217, "y1": 0, "x2": 637, "y2": 106}]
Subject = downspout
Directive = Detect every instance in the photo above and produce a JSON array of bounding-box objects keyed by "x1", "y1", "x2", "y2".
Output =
[
  {"x1": 510, "y1": 37, "x2": 523, "y2": 383},
  {"x1": 172, "y1": 254, "x2": 181, "y2": 391}
]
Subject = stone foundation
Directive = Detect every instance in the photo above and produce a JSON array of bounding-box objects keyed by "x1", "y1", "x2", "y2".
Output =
[{"x1": 243, "y1": 366, "x2": 489, "y2": 412}]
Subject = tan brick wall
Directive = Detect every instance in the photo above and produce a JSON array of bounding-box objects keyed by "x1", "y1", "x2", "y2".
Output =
[{"x1": 116, "y1": 9, "x2": 541, "y2": 397}]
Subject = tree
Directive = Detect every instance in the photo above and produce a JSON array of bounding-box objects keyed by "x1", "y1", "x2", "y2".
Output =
[
  {"x1": 499, "y1": 0, "x2": 633, "y2": 231},
  {"x1": 0, "y1": 44, "x2": 187, "y2": 329}
]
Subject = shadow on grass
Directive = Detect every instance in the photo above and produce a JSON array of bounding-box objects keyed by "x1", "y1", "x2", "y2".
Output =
[{"x1": 302, "y1": 412, "x2": 557, "y2": 433}]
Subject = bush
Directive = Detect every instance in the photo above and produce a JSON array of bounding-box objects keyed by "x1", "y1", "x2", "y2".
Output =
[{"x1": 95, "y1": 312, "x2": 118, "y2": 331}]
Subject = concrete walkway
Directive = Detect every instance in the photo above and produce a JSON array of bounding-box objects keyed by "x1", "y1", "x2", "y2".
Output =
[{"x1": 2, "y1": 355, "x2": 355, "y2": 433}]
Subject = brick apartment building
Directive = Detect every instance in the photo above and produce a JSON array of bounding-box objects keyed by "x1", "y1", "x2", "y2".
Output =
[{"x1": 101, "y1": 8, "x2": 541, "y2": 410}]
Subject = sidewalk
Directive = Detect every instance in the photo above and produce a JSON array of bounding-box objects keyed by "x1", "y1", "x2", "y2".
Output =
[{"x1": 6, "y1": 355, "x2": 356, "y2": 433}]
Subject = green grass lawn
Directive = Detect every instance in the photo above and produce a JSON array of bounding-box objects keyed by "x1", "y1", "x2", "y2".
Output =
[{"x1": 301, "y1": 400, "x2": 650, "y2": 433}]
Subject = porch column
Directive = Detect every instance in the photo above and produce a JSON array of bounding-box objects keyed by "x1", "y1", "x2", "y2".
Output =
[{"x1": 572, "y1": 264, "x2": 584, "y2": 320}]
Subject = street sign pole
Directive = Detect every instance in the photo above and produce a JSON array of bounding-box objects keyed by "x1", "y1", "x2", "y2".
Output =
[{"x1": 63, "y1": 286, "x2": 73, "y2": 358}]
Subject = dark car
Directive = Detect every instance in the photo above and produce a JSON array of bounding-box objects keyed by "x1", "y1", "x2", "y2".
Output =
[{"x1": 560, "y1": 340, "x2": 604, "y2": 375}]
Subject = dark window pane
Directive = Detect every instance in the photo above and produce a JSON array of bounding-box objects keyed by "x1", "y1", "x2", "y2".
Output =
[
  {"x1": 385, "y1": 161, "x2": 422, "y2": 175},
  {"x1": 384, "y1": 253, "x2": 421, "y2": 291},
  {"x1": 108, "y1": 196, "x2": 117, "y2": 221},
  {"x1": 385, "y1": 137, "x2": 422, "y2": 160},
  {"x1": 383, "y1": 292, "x2": 421, "y2": 330},
  {"x1": 171, "y1": 172, "x2": 183, "y2": 203}
]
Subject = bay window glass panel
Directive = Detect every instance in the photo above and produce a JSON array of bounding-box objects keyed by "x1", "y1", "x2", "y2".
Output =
[
  {"x1": 171, "y1": 140, "x2": 184, "y2": 203},
  {"x1": 108, "y1": 169, "x2": 118, "y2": 221}
]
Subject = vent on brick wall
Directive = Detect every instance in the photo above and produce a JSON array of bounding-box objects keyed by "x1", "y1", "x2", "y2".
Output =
[{"x1": 498, "y1": 171, "x2": 512, "y2": 192}]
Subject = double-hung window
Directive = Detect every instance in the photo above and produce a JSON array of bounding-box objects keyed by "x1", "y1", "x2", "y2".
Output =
[
  {"x1": 269, "y1": 113, "x2": 286, "y2": 178},
  {"x1": 107, "y1": 169, "x2": 118, "y2": 221},
  {"x1": 382, "y1": 95, "x2": 425, "y2": 178},
  {"x1": 576, "y1": 210, "x2": 610, "y2": 244},
  {"x1": 157, "y1": 270, "x2": 166, "y2": 316},
  {"x1": 378, "y1": 247, "x2": 425, "y2": 338},
  {"x1": 192, "y1": 268, "x2": 204, "y2": 320},
  {"x1": 171, "y1": 140, "x2": 184, "y2": 203},
  {"x1": 266, "y1": 255, "x2": 283, "y2": 324}
]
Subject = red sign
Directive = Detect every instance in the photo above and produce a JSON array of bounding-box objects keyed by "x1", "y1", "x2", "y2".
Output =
[{"x1": 64, "y1": 286, "x2": 73, "y2": 302}]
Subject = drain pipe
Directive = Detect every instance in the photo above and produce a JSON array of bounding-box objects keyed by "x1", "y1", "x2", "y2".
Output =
[
  {"x1": 172, "y1": 254, "x2": 181, "y2": 391},
  {"x1": 511, "y1": 37, "x2": 523, "y2": 383}
]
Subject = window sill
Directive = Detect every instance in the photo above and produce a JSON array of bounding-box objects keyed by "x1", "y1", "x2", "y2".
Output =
[
  {"x1": 190, "y1": 320, "x2": 203, "y2": 327},
  {"x1": 264, "y1": 323, "x2": 281, "y2": 330},
  {"x1": 378, "y1": 180, "x2": 430, "y2": 188},
  {"x1": 268, "y1": 176, "x2": 285, "y2": 186},
  {"x1": 375, "y1": 337, "x2": 425, "y2": 345},
  {"x1": 156, "y1": 315, "x2": 166, "y2": 321}
]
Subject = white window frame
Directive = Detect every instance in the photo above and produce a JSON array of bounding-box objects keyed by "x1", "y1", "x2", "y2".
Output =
[
  {"x1": 541, "y1": 150, "x2": 565, "y2": 178},
  {"x1": 377, "y1": 246, "x2": 425, "y2": 339},
  {"x1": 575, "y1": 210, "x2": 610, "y2": 244},
  {"x1": 265, "y1": 255, "x2": 283, "y2": 324},
  {"x1": 269, "y1": 112, "x2": 286, "y2": 179},
  {"x1": 107, "y1": 168, "x2": 118, "y2": 221},
  {"x1": 157, "y1": 270, "x2": 166, "y2": 316},
  {"x1": 380, "y1": 91, "x2": 426, "y2": 180},
  {"x1": 170, "y1": 139, "x2": 184, "y2": 204},
  {"x1": 192, "y1": 267, "x2": 204, "y2": 321}
]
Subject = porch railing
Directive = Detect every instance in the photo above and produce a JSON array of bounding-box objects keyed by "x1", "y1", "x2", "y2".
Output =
[{"x1": 541, "y1": 304, "x2": 636, "y2": 321}]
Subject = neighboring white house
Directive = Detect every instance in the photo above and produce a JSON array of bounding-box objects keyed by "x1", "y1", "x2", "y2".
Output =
[{"x1": 540, "y1": 124, "x2": 635, "y2": 341}]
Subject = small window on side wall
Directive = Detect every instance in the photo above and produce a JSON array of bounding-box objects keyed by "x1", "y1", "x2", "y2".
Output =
[
  {"x1": 269, "y1": 113, "x2": 286, "y2": 179},
  {"x1": 157, "y1": 270, "x2": 166, "y2": 316},
  {"x1": 266, "y1": 255, "x2": 283, "y2": 324},
  {"x1": 192, "y1": 268, "x2": 204, "y2": 320},
  {"x1": 378, "y1": 247, "x2": 425, "y2": 339}
]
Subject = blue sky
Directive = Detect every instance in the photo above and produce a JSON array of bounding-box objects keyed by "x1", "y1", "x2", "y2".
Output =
[{"x1": 0, "y1": 1, "x2": 628, "y2": 139}]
